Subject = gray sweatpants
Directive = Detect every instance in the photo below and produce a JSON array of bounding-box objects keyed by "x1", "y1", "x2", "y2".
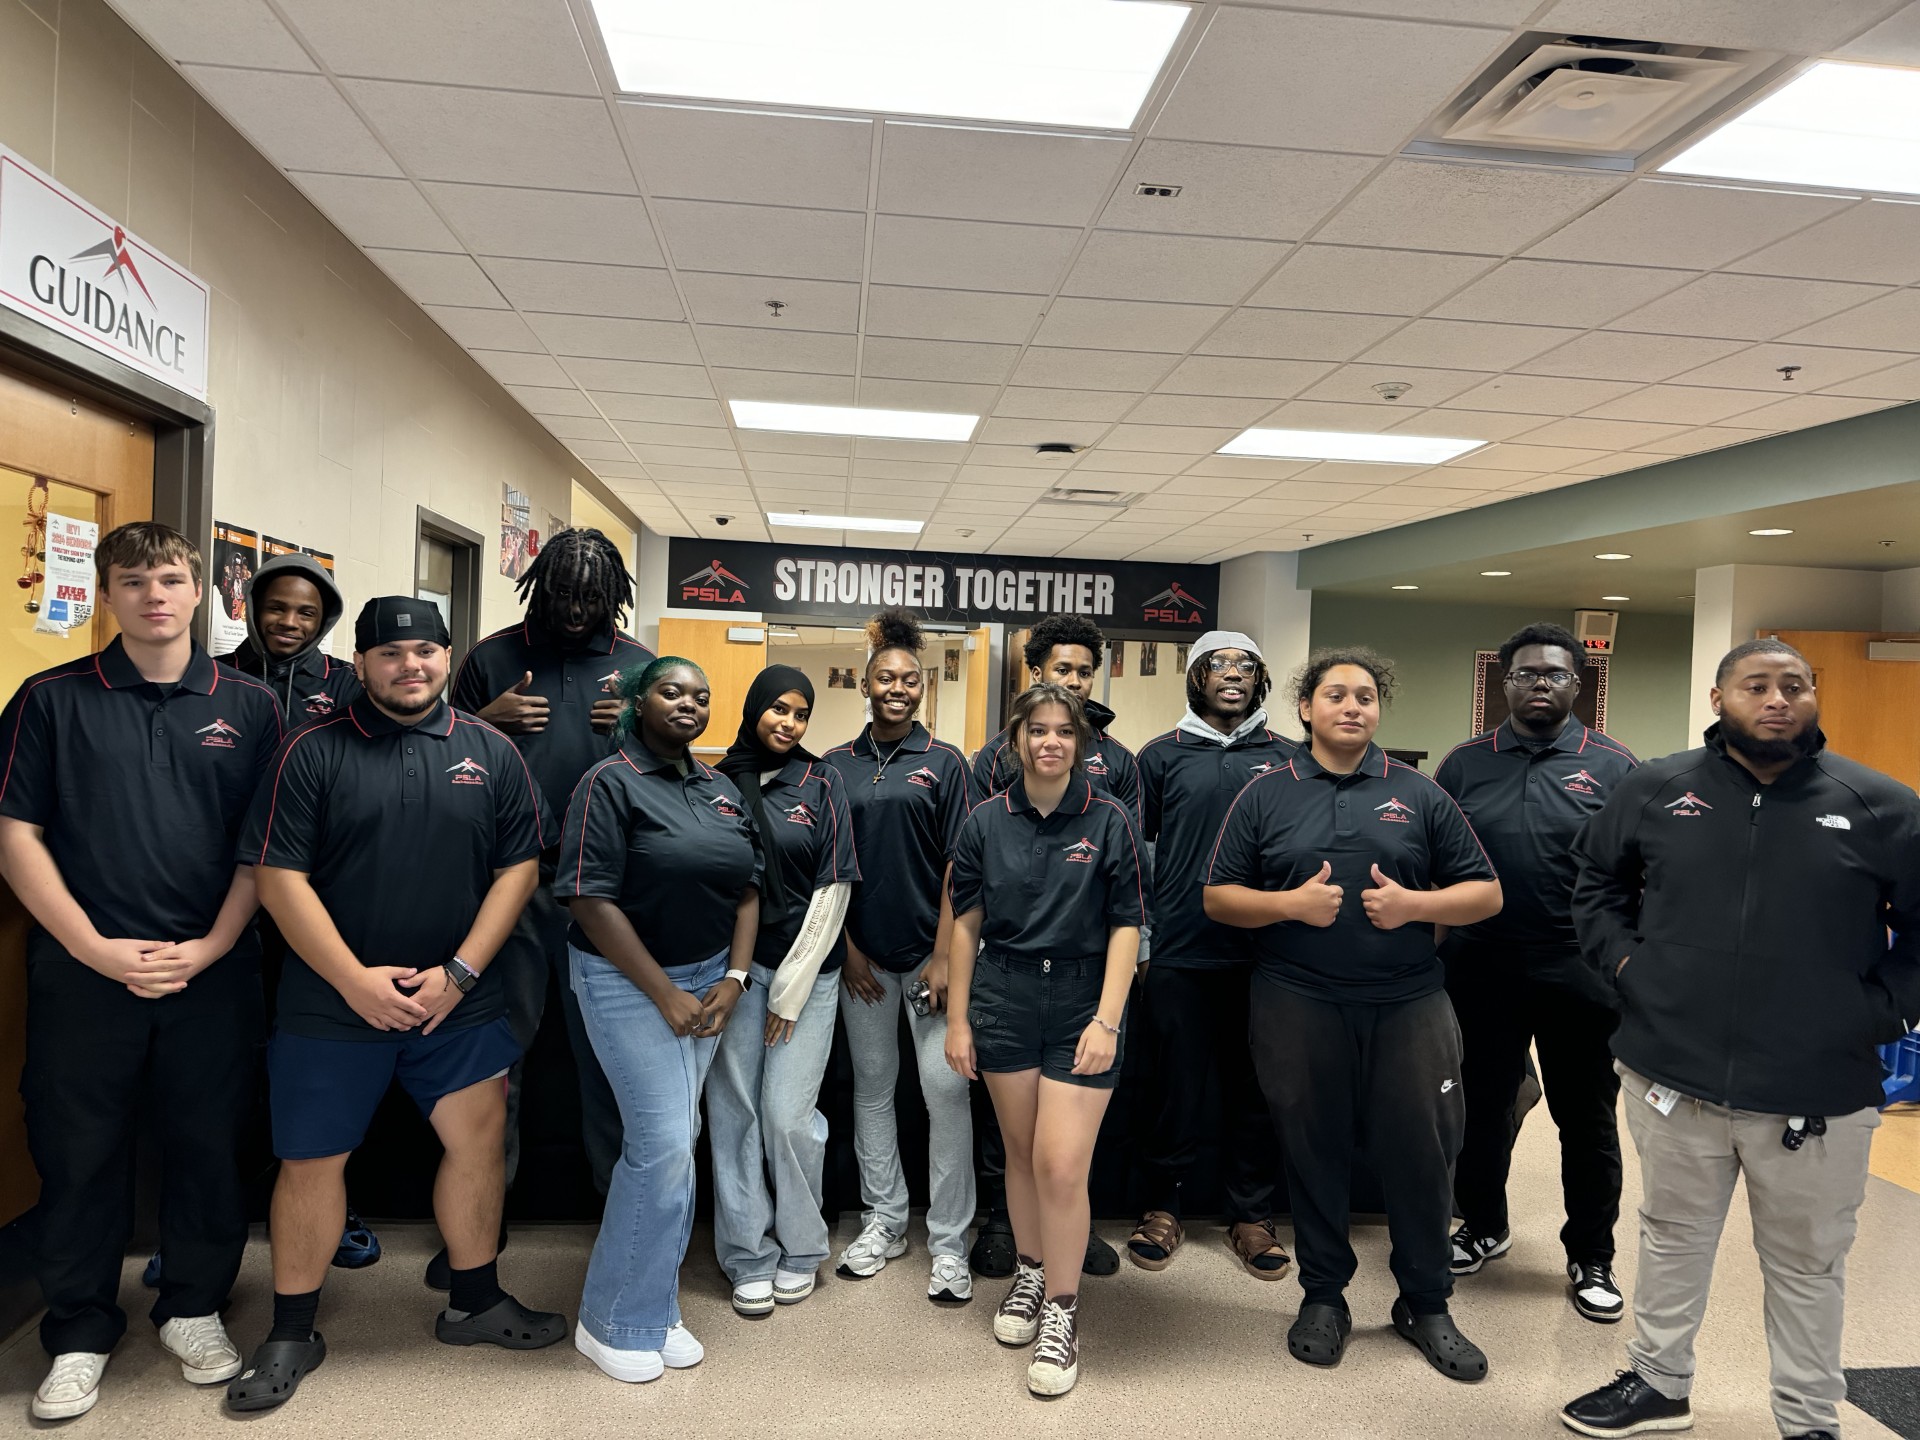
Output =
[{"x1": 1618, "y1": 1063, "x2": 1879, "y2": 1437}]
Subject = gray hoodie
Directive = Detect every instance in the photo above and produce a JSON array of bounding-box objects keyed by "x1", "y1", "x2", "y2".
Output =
[{"x1": 215, "y1": 552, "x2": 362, "y2": 724}]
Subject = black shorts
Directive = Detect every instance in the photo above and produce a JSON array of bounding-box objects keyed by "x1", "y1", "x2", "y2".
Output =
[{"x1": 969, "y1": 952, "x2": 1126, "y2": 1090}]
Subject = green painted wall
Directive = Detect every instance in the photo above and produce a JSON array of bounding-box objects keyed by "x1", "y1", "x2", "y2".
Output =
[{"x1": 1305, "y1": 596, "x2": 1696, "y2": 767}]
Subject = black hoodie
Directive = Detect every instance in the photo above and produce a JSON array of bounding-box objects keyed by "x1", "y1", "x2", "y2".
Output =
[
  {"x1": 971, "y1": 695, "x2": 1140, "y2": 826},
  {"x1": 1572, "y1": 724, "x2": 1920, "y2": 1116},
  {"x1": 216, "y1": 552, "x2": 362, "y2": 726}
]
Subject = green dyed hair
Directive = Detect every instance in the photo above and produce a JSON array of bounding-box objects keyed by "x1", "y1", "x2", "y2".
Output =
[{"x1": 614, "y1": 655, "x2": 706, "y2": 737}]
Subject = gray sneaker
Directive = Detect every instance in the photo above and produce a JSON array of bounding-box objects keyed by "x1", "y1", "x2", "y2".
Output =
[{"x1": 835, "y1": 1220, "x2": 906, "y2": 1279}]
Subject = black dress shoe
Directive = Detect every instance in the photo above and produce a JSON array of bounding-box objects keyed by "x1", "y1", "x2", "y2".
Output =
[
  {"x1": 1560, "y1": 1370, "x2": 1693, "y2": 1437},
  {"x1": 969, "y1": 1213, "x2": 1016, "y2": 1279},
  {"x1": 424, "y1": 1226, "x2": 509, "y2": 1292},
  {"x1": 1082, "y1": 1228, "x2": 1119, "y2": 1277}
]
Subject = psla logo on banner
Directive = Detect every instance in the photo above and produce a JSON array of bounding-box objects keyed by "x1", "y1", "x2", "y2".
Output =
[
  {"x1": 679, "y1": 558, "x2": 750, "y2": 605},
  {"x1": 1141, "y1": 580, "x2": 1206, "y2": 627}
]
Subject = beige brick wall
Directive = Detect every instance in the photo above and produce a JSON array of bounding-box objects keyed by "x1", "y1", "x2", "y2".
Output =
[{"x1": 0, "y1": 0, "x2": 641, "y2": 637}]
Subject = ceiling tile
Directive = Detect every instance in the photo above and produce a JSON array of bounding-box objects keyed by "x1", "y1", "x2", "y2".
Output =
[
  {"x1": 1611, "y1": 274, "x2": 1893, "y2": 342},
  {"x1": 1248, "y1": 246, "x2": 1490, "y2": 315},
  {"x1": 621, "y1": 104, "x2": 872, "y2": 211},
  {"x1": 857, "y1": 377, "x2": 999, "y2": 412},
  {"x1": 342, "y1": 80, "x2": 633, "y2": 192},
  {"x1": 878, "y1": 122, "x2": 1126, "y2": 227},
  {"x1": 1441, "y1": 374, "x2": 1640, "y2": 414},
  {"x1": 589, "y1": 392, "x2": 727, "y2": 425},
  {"x1": 611, "y1": 422, "x2": 731, "y2": 449},
  {"x1": 1822, "y1": 355, "x2": 1920, "y2": 401},
  {"x1": 851, "y1": 458, "x2": 960, "y2": 483},
  {"x1": 1033, "y1": 298, "x2": 1229, "y2": 353},
  {"x1": 1102, "y1": 141, "x2": 1377, "y2": 241},
  {"x1": 1629, "y1": 425, "x2": 1772, "y2": 456},
  {"x1": 854, "y1": 438, "x2": 972, "y2": 461},
  {"x1": 424, "y1": 305, "x2": 540, "y2": 352},
  {"x1": 738, "y1": 432, "x2": 850, "y2": 458},
  {"x1": 568, "y1": 439, "x2": 638, "y2": 462},
  {"x1": 676, "y1": 273, "x2": 860, "y2": 333},
  {"x1": 746, "y1": 452, "x2": 850, "y2": 476},
  {"x1": 1536, "y1": 0, "x2": 1907, "y2": 51},
  {"x1": 1728, "y1": 199, "x2": 1920, "y2": 286},
  {"x1": 712, "y1": 369, "x2": 855, "y2": 405},
  {"x1": 1010, "y1": 348, "x2": 1180, "y2": 391},
  {"x1": 864, "y1": 286, "x2": 1043, "y2": 344},
  {"x1": 1385, "y1": 408, "x2": 1546, "y2": 441},
  {"x1": 699, "y1": 325, "x2": 858, "y2": 375},
  {"x1": 1299, "y1": 364, "x2": 1493, "y2": 407},
  {"x1": 424, "y1": 184, "x2": 662, "y2": 266},
  {"x1": 654, "y1": 200, "x2": 867, "y2": 282},
  {"x1": 1777, "y1": 289, "x2": 1920, "y2": 352},
  {"x1": 507, "y1": 384, "x2": 597, "y2": 417},
  {"x1": 1666, "y1": 342, "x2": 1914, "y2": 390},
  {"x1": 1102, "y1": 423, "x2": 1239, "y2": 454},
  {"x1": 861, "y1": 337, "x2": 1018, "y2": 385},
  {"x1": 1258, "y1": 400, "x2": 1397, "y2": 433},
  {"x1": 288, "y1": 172, "x2": 460, "y2": 250},
  {"x1": 112, "y1": 0, "x2": 316, "y2": 68},
  {"x1": 469, "y1": 349, "x2": 570, "y2": 388},
  {"x1": 1314, "y1": 160, "x2": 1625, "y2": 255},
  {"x1": 1527, "y1": 181, "x2": 1853, "y2": 270},
  {"x1": 975, "y1": 418, "x2": 1107, "y2": 448},
  {"x1": 562, "y1": 357, "x2": 715, "y2": 397},
  {"x1": 367, "y1": 249, "x2": 505, "y2": 308},
  {"x1": 1516, "y1": 416, "x2": 1689, "y2": 450},
  {"x1": 1359, "y1": 319, "x2": 1579, "y2": 370},
  {"x1": 539, "y1": 416, "x2": 616, "y2": 444},
  {"x1": 869, "y1": 216, "x2": 1080, "y2": 293},
  {"x1": 633, "y1": 444, "x2": 738, "y2": 470},
  {"x1": 994, "y1": 388, "x2": 1140, "y2": 422},
  {"x1": 1200, "y1": 309, "x2": 1401, "y2": 362},
  {"x1": 1152, "y1": 7, "x2": 1502, "y2": 154},
  {"x1": 1122, "y1": 393, "x2": 1275, "y2": 426},
  {"x1": 1158, "y1": 356, "x2": 1332, "y2": 397},
  {"x1": 480, "y1": 258, "x2": 682, "y2": 320},
  {"x1": 1581, "y1": 385, "x2": 1777, "y2": 425},
  {"x1": 526, "y1": 314, "x2": 702, "y2": 365},
  {"x1": 277, "y1": 0, "x2": 595, "y2": 90},
  {"x1": 1467, "y1": 444, "x2": 1610, "y2": 473},
  {"x1": 1432, "y1": 259, "x2": 1693, "y2": 328},
  {"x1": 183, "y1": 67, "x2": 399, "y2": 175},
  {"x1": 1517, "y1": 331, "x2": 1745, "y2": 382},
  {"x1": 1716, "y1": 393, "x2": 1897, "y2": 431},
  {"x1": 1063, "y1": 232, "x2": 1286, "y2": 306}
]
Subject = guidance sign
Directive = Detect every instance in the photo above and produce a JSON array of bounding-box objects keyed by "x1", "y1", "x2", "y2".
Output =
[
  {"x1": 667, "y1": 538, "x2": 1218, "y2": 632},
  {"x1": 0, "y1": 145, "x2": 210, "y2": 400}
]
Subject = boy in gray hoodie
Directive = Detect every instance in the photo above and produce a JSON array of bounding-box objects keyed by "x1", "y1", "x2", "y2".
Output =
[{"x1": 216, "y1": 553, "x2": 361, "y2": 725}]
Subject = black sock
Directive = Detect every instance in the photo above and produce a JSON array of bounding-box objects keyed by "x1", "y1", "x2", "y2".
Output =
[
  {"x1": 267, "y1": 1289, "x2": 321, "y2": 1343},
  {"x1": 448, "y1": 1259, "x2": 507, "y2": 1316}
]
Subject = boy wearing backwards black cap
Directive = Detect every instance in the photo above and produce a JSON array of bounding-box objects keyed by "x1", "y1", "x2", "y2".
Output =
[{"x1": 227, "y1": 598, "x2": 565, "y2": 1413}]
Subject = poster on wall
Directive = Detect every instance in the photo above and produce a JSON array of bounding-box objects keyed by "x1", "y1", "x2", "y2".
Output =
[
  {"x1": 1110, "y1": 641, "x2": 1124, "y2": 678},
  {"x1": 944, "y1": 648, "x2": 960, "y2": 682},
  {"x1": 1139, "y1": 641, "x2": 1158, "y2": 677},
  {"x1": 501, "y1": 485, "x2": 531, "y2": 580},
  {"x1": 1472, "y1": 651, "x2": 1609, "y2": 734},
  {"x1": 262, "y1": 534, "x2": 299, "y2": 559},
  {"x1": 33, "y1": 512, "x2": 97, "y2": 636},
  {"x1": 210, "y1": 521, "x2": 257, "y2": 656}
]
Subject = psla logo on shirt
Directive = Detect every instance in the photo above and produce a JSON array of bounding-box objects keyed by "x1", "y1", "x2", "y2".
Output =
[
  {"x1": 447, "y1": 757, "x2": 489, "y2": 786},
  {"x1": 1084, "y1": 752, "x2": 1110, "y2": 777},
  {"x1": 302, "y1": 691, "x2": 335, "y2": 716},
  {"x1": 1248, "y1": 761, "x2": 1276, "y2": 777},
  {"x1": 710, "y1": 793, "x2": 745, "y2": 819},
  {"x1": 784, "y1": 801, "x2": 817, "y2": 828},
  {"x1": 1374, "y1": 797, "x2": 1416, "y2": 824},
  {"x1": 597, "y1": 671, "x2": 621, "y2": 693},
  {"x1": 196, "y1": 718, "x2": 241, "y2": 748},
  {"x1": 1562, "y1": 768, "x2": 1603, "y2": 795},
  {"x1": 1063, "y1": 838, "x2": 1100, "y2": 864},
  {"x1": 905, "y1": 766, "x2": 940, "y2": 789},
  {"x1": 1664, "y1": 791, "x2": 1713, "y2": 817}
]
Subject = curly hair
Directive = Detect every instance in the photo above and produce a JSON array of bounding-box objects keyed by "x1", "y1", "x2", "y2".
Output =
[
  {"x1": 1499, "y1": 622, "x2": 1581, "y2": 671},
  {"x1": 1023, "y1": 613, "x2": 1105, "y2": 671},
  {"x1": 864, "y1": 607, "x2": 923, "y2": 675},
  {"x1": 1006, "y1": 682, "x2": 1091, "y2": 775},
  {"x1": 613, "y1": 655, "x2": 707, "y2": 738},
  {"x1": 1290, "y1": 647, "x2": 1397, "y2": 710}
]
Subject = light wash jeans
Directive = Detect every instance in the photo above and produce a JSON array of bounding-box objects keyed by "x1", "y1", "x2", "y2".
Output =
[
  {"x1": 708, "y1": 961, "x2": 838, "y2": 1285},
  {"x1": 571, "y1": 945, "x2": 723, "y2": 1351},
  {"x1": 837, "y1": 962, "x2": 975, "y2": 1260}
]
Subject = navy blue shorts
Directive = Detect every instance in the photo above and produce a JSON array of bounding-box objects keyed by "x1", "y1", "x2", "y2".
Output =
[{"x1": 268, "y1": 1016, "x2": 520, "y2": 1160}]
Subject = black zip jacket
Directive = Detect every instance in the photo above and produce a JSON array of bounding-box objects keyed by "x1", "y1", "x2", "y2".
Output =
[{"x1": 1572, "y1": 725, "x2": 1920, "y2": 1115}]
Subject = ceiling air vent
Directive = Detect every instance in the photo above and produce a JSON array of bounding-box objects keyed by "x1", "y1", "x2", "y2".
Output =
[
  {"x1": 1408, "y1": 34, "x2": 1789, "y2": 171},
  {"x1": 1035, "y1": 487, "x2": 1141, "y2": 511}
]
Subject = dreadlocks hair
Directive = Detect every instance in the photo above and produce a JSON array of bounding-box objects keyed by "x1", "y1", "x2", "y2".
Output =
[
  {"x1": 1023, "y1": 613, "x2": 1104, "y2": 672},
  {"x1": 864, "y1": 607, "x2": 923, "y2": 676},
  {"x1": 516, "y1": 526, "x2": 634, "y2": 635},
  {"x1": 1007, "y1": 682, "x2": 1091, "y2": 776},
  {"x1": 1499, "y1": 621, "x2": 1581, "y2": 671},
  {"x1": 1290, "y1": 646, "x2": 1396, "y2": 738},
  {"x1": 1186, "y1": 643, "x2": 1272, "y2": 717},
  {"x1": 613, "y1": 655, "x2": 707, "y2": 739}
]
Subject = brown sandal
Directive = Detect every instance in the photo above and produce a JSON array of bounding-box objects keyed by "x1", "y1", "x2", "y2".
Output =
[
  {"x1": 1127, "y1": 1210, "x2": 1184, "y2": 1271},
  {"x1": 1228, "y1": 1219, "x2": 1293, "y2": 1280}
]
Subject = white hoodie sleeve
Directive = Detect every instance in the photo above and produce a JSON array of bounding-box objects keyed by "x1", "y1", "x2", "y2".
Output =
[{"x1": 767, "y1": 881, "x2": 852, "y2": 1022}]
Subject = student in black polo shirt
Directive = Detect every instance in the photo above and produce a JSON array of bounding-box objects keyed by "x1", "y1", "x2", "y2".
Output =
[
  {"x1": 1128, "y1": 629, "x2": 1295, "y2": 1279},
  {"x1": 216, "y1": 552, "x2": 361, "y2": 725},
  {"x1": 1205, "y1": 648, "x2": 1502, "y2": 1382},
  {"x1": 821, "y1": 608, "x2": 976, "y2": 1303},
  {"x1": 708, "y1": 664, "x2": 859, "y2": 1317},
  {"x1": 226, "y1": 598, "x2": 563, "y2": 1415},
  {"x1": 555, "y1": 656, "x2": 761, "y2": 1384},
  {"x1": 1434, "y1": 623, "x2": 1637, "y2": 1324},
  {"x1": 0, "y1": 522, "x2": 284, "y2": 1423},
  {"x1": 451, "y1": 527, "x2": 653, "y2": 1215},
  {"x1": 945, "y1": 683, "x2": 1146, "y2": 1397}
]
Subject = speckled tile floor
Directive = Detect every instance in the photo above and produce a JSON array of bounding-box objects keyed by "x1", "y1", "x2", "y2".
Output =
[{"x1": 4, "y1": 1100, "x2": 1918, "y2": 1439}]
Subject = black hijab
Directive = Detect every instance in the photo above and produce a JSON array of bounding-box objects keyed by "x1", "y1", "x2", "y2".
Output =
[{"x1": 717, "y1": 664, "x2": 818, "y2": 922}]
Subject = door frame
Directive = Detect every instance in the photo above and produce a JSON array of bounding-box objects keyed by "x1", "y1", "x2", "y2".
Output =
[{"x1": 414, "y1": 507, "x2": 484, "y2": 664}]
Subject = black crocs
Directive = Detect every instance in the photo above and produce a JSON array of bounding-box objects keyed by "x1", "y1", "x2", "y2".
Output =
[
  {"x1": 434, "y1": 1294, "x2": 567, "y2": 1350},
  {"x1": 1287, "y1": 1303, "x2": 1352, "y2": 1367},
  {"x1": 226, "y1": 1333, "x2": 327, "y2": 1412},
  {"x1": 1391, "y1": 1298, "x2": 1488, "y2": 1382}
]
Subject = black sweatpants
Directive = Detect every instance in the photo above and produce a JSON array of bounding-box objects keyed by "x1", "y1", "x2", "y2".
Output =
[
  {"x1": 22, "y1": 939, "x2": 263, "y2": 1356},
  {"x1": 1249, "y1": 978, "x2": 1462, "y2": 1315},
  {"x1": 1133, "y1": 962, "x2": 1279, "y2": 1222},
  {"x1": 1446, "y1": 941, "x2": 1621, "y2": 1262}
]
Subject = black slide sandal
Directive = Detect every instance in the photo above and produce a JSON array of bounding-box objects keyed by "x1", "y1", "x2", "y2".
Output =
[
  {"x1": 1287, "y1": 1303, "x2": 1353, "y2": 1366},
  {"x1": 1391, "y1": 1299, "x2": 1488, "y2": 1382},
  {"x1": 226, "y1": 1334, "x2": 327, "y2": 1412},
  {"x1": 434, "y1": 1295, "x2": 568, "y2": 1350}
]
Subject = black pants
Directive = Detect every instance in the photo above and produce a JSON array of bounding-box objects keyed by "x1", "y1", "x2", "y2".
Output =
[
  {"x1": 1446, "y1": 942, "x2": 1622, "y2": 1262},
  {"x1": 22, "y1": 938, "x2": 263, "y2": 1355},
  {"x1": 1249, "y1": 979, "x2": 1462, "y2": 1315},
  {"x1": 1132, "y1": 962, "x2": 1279, "y2": 1222}
]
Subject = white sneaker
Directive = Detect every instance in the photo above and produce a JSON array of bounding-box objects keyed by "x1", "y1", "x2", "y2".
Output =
[
  {"x1": 835, "y1": 1220, "x2": 906, "y2": 1279},
  {"x1": 928, "y1": 1254, "x2": 973, "y2": 1305},
  {"x1": 33, "y1": 1352, "x2": 108, "y2": 1420},
  {"x1": 573, "y1": 1323, "x2": 662, "y2": 1384},
  {"x1": 661, "y1": 1324, "x2": 703, "y2": 1369},
  {"x1": 158, "y1": 1314, "x2": 243, "y2": 1384},
  {"x1": 773, "y1": 1269, "x2": 815, "y2": 1305},
  {"x1": 731, "y1": 1280, "x2": 775, "y2": 1318}
]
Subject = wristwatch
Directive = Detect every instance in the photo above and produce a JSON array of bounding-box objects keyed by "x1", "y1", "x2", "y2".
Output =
[
  {"x1": 726, "y1": 967, "x2": 751, "y2": 991},
  {"x1": 444, "y1": 956, "x2": 479, "y2": 994}
]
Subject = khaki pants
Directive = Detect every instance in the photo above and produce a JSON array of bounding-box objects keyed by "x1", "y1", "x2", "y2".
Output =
[{"x1": 1618, "y1": 1064, "x2": 1879, "y2": 1437}]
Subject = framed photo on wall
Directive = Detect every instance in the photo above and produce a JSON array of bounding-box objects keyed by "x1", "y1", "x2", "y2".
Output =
[{"x1": 1473, "y1": 650, "x2": 1608, "y2": 734}]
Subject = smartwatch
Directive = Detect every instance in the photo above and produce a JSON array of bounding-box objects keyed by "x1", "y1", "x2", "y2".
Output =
[
  {"x1": 726, "y1": 967, "x2": 751, "y2": 991},
  {"x1": 444, "y1": 956, "x2": 479, "y2": 994}
]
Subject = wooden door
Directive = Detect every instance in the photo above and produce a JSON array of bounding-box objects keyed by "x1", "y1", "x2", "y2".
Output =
[
  {"x1": 964, "y1": 625, "x2": 991, "y2": 757},
  {"x1": 657, "y1": 617, "x2": 767, "y2": 758},
  {"x1": 0, "y1": 363, "x2": 155, "y2": 1226},
  {"x1": 1766, "y1": 630, "x2": 1920, "y2": 789}
]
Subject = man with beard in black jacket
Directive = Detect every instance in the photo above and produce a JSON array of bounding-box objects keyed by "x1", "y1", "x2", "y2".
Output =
[{"x1": 1559, "y1": 639, "x2": 1920, "y2": 1440}]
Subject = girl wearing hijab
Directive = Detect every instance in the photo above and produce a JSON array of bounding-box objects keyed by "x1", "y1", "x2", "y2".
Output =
[{"x1": 709, "y1": 666, "x2": 860, "y2": 1318}]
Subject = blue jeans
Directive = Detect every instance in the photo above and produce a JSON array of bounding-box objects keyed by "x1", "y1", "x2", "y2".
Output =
[
  {"x1": 708, "y1": 961, "x2": 838, "y2": 1284},
  {"x1": 571, "y1": 945, "x2": 724, "y2": 1350}
]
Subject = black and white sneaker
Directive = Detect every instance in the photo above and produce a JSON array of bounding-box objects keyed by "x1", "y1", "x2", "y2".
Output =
[
  {"x1": 1448, "y1": 1223, "x2": 1511, "y2": 1276},
  {"x1": 1569, "y1": 1259, "x2": 1624, "y2": 1323},
  {"x1": 1561, "y1": 1370, "x2": 1693, "y2": 1437}
]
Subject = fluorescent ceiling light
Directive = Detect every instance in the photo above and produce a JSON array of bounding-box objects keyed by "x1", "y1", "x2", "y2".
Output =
[
  {"x1": 1748, "y1": 527, "x2": 1794, "y2": 536},
  {"x1": 731, "y1": 400, "x2": 977, "y2": 442},
  {"x1": 1391, "y1": 584, "x2": 1420, "y2": 591},
  {"x1": 1218, "y1": 428, "x2": 1486, "y2": 465},
  {"x1": 767, "y1": 512, "x2": 925, "y2": 534},
  {"x1": 1480, "y1": 570, "x2": 1512, "y2": 577},
  {"x1": 1661, "y1": 61, "x2": 1920, "y2": 196},
  {"x1": 1594, "y1": 552, "x2": 1632, "y2": 560},
  {"x1": 588, "y1": 0, "x2": 1190, "y2": 130},
  {"x1": 1602, "y1": 595, "x2": 1631, "y2": 602}
]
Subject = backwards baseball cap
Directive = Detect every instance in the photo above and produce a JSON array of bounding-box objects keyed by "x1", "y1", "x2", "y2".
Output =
[
  {"x1": 1192, "y1": 629, "x2": 1262, "y2": 662},
  {"x1": 354, "y1": 596, "x2": 451, "y2": 652}
]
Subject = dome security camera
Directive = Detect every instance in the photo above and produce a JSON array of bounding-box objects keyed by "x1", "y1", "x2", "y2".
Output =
[{"x1": 713, "y1": 514, "x2": 732, "y2": 526}]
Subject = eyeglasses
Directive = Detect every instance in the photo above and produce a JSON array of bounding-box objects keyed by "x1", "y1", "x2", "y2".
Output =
[
  {"x1": 1206, "y1": 657, "x2": 1259, "y2": 676},
  {"x1": 1507, "y1": 668, "x2": 1578, "y2": 689}
]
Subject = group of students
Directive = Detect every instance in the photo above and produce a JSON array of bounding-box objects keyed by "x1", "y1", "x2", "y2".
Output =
[{"x1": 4, "y1": 520, "x2": 1915, "y2": 1439}]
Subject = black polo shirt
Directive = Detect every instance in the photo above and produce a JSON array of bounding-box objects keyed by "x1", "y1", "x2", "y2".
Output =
[
  {"x1": 0, "y1": 639, "x2": 284, "y2": 947},
  {"x1": 972, "y1": 724, "x2": 1140, "y2": 827},
  {"x1": 218, "y1": 647, "x2": 363, "y2": 728},
  {"x1": 1137, "y1": 723, "x2": 1298, "y2": 969},
  {"x1": 240, "y1": 696, "x2": 549, "y2": 1041},
  {"x1": 450, "y1": 619, "x2": 655, "y2": 818},
  {"x1": 1434, "y1": 718, "x2": 1638, "y2": 954},
  {"x1": 950, "y1": 771, "x2": 1147, "y2": 961},
  {"x1": 1205, "y1": 743, "x2": 1496, "y2": 1004},
  {"x1": 822, "y1": 722, "x2": 973, "y2": 972},
  {"x1": 753, "y1": 757, "x2": 860, "y2": 973},
  {"x1": 555, "y1": 738, "x2": 764, "y2": 968}
]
